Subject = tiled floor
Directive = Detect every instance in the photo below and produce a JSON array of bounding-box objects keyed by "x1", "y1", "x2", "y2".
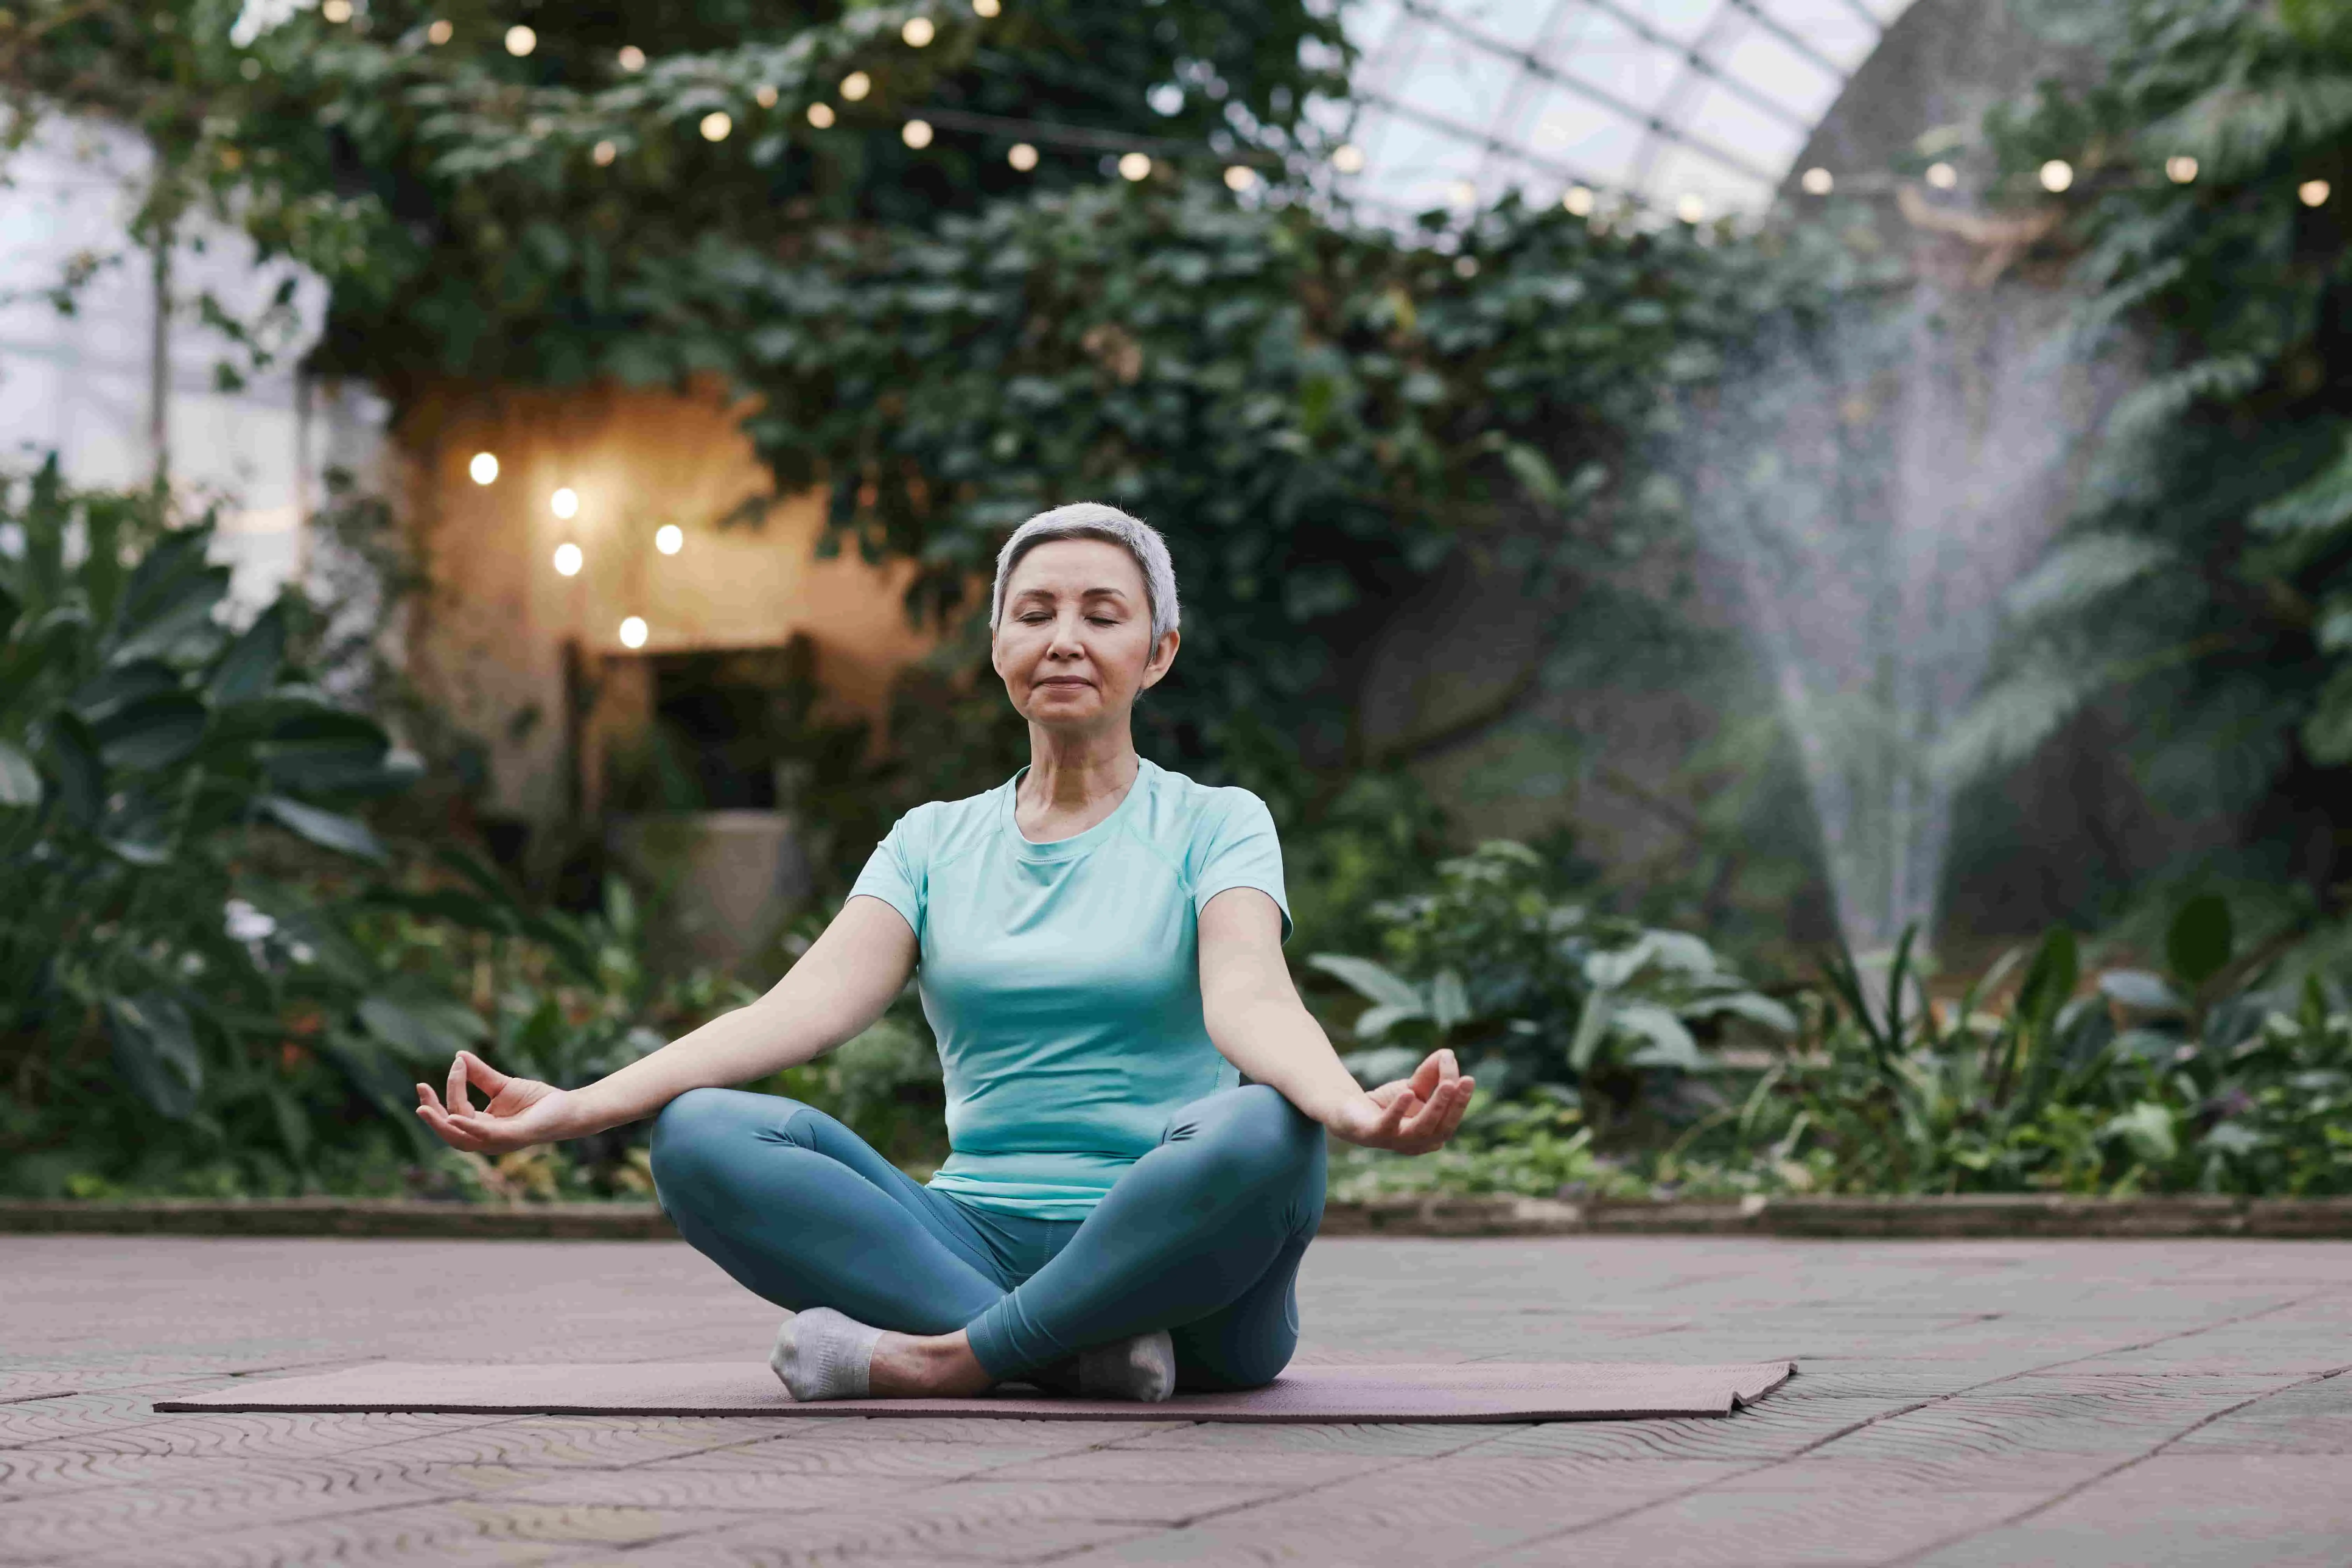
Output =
[{"x1": 4, "y1": 1234, "x2": 2347, "y2": 1565}]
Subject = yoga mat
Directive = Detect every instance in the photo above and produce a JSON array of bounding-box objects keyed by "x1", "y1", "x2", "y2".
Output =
[{"x1": 156, "y1": 1359, "x2": 1793, "y2": 1424}]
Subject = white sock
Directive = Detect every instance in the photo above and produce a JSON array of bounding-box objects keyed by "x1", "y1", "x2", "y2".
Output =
[
  {"x1": 1076, "y1": 1330, "x2": 1177, "y2": 1403},
  {"x1": 770, "y1": 1308, "x2": 885, "y2": 1401}
]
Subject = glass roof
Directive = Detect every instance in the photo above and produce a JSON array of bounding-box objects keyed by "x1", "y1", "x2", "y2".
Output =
[{"x1": 1332, "y1": 0, "x2": 1916, "y2": 219}]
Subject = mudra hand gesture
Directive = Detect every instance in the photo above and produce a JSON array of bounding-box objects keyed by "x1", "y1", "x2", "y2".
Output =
[
  {"x1": 414, "y1": 1051, "x2": 573, "y2": 1156},
  {"x1": 1326, "y1": 1047, "x2": 1474, "y2": 1155}
]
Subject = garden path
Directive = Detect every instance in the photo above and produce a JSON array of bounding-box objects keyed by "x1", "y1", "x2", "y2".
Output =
[{"x1": 3, "y1": 1234, "x2": 2348, "y2": 1566}]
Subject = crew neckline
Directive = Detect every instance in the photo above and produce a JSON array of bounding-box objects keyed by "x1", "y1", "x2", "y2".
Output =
[{"x1": 999, "y1": 758, "x2": 1154, "y2": 861}]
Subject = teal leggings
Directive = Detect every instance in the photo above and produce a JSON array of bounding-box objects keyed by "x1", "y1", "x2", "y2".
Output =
[{"x1": 649, "y1": 1083, "x2": 1326, "y2": 1389}]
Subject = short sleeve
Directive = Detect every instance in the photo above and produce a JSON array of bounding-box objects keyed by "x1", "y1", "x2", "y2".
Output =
[
  {"x1": 1192, "y1": 789, "x2": 1292, "y2": 942},
  {"x1": 848, "y1": 809, "x2": 926, "y2": 942}
]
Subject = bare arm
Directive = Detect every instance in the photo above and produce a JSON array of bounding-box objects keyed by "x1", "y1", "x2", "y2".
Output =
[
  {"x1": 414, "y1": 895, "x2": 918, "y2": 1154},
  {"x1": 1198, "y1": 888, "x2": 1472, "y2": 1153}
]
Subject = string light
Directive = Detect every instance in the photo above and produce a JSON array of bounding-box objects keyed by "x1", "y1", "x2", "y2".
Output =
[
  {"x1": 903, "y1": 119, "x2": 934, "y2": 149},
  {"x1": 701, "y1": 111, "x2": 732, "y2": 142},
  {"x1": 321, "y1": 0, "x2": 351, "y2": 22},
  {"x1": 1008, "y1": 142, "x2": 1038, "y2": 172},
  {"x1": 2166, "y1": 156, "x2": 2198, "y2": 184},
  {"x1": 1926, "y1": 161, "x2": 1958, "y2": 189},
  {"x1": 1676, "y1": 192, "x2": 1707, "y2": 223},
  {"x1": 1118, "y1": 152, "x2": 1153, "y2": 181},
  {"x1": 840, "y1": 71, "x2": 871, "y2": 102},
  {"x1": 426, "y1": 18, "x2": 451, "y2": 44},
  {"x1": 2039, "y1": 159, "x2": 2073, "y2": 193},
  {"x1": 592, "y1": 140, "x2": 616, "y2": 166},
  {"x1": 1223, "y1": 165, "x2": 1257, "y2": 192},
  {"x1": 902, "y1": 16, "x2": 934, "y2": 46},
  {"x1": 973, "y1": 0, "x2": 1000, "y2": 14},
  {"x1": 504, "y1": 24, "x2": 535, "y2": 56},
  {"x1": 551, "y1": 487, "x2": 580, "y2": 520},
  {"x1": 1563, "y1": 186, "x2": 1594, "y2": 216},
  {"x1": 755, "y1": 83, "x2": 778, "y2": 108},
  {"x1": 1331, "y1": 144, "x2": 1365, "y2": 174},
  {"x1": 807, "y1": 102, "x2": 835, "y2": 128},
  {"x1": 2302, "y1": 178, "x2": 2331, "y2": 207},
  {"x1": 618, "y1": 616, "x2": 649, "y2": 650},
  {"x1": 553, "y1": 542, "x2": 583, "y2": 576},
  {"x1": 1801, "y1": 166, "x2": 1833, "y2": 195},
  {"x1": 617, "y1": 45, "x2": 645, "y2": 71},
  {"x1": 468, "y1": 452, "x2": 499, "y2": 485},
  {"x1": 655, "y1": 524, "x2": 684, "y2": 555}
]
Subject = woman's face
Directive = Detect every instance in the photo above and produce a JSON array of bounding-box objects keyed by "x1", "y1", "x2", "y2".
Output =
[{"x1": 992, "y1": 538, "x2": 1178, "y2": 735}]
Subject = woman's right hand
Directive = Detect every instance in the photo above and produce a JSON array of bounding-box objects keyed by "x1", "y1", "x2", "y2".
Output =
[{"x1": 414, "y1": 1050, "x2": 578, "y2": 1156}]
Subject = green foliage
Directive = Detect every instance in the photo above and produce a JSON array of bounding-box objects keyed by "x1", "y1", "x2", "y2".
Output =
[
  {"x1": 0, "y1": 460, "x2": 415, "y2": 1190},
  {"x1": 1308, "y1": 841, "x2": 1794, "y2": 1132},
  {"x1": 1956, "y1": 0, "x2": 2352, "y2": 898}
]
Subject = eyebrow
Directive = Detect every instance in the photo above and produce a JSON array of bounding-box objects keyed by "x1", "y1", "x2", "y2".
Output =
[{"x1": 1011, "y1": 585, "x2": 1134, "y2": 603}]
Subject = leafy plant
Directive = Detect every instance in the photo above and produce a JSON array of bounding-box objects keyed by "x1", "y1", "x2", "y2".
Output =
[
  {"x1": 1308, "y1": 841, "x2": 1795, "y2": 1134},
  {"x1": 0, "y1": 460, "x2": 421, "y2": 1192}
]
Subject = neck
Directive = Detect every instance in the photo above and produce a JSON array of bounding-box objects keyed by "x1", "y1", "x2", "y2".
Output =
[{"x1": 1021, "y1": 724, "x2": 1139, "y2": 813}]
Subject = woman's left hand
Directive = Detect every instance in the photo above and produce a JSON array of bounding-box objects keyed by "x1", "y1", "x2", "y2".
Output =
[{"x1": 1325, "y1": 1048, "x2": 1475, "y2": 1154}]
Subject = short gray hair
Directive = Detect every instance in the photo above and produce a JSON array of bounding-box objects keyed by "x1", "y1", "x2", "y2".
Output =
[{"x1": 988, "y1": 503, "x2": 1181, "y2": 645}]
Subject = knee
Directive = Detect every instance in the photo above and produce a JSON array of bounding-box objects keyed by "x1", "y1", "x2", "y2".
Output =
[
  {"x1": 649, "y1": 1087, "x2": 788, "y2": 1205},
  {"x1": 1175, "y1": 1085, "x2": 1323, "y2": 1195}
]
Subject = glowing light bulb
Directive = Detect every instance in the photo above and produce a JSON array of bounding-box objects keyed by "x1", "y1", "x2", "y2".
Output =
[
  {"x1": 553, "y1": 542, "x2": 583, "y2": 576},
  {"x1": 426, "y1": 18, "x2": 452, "y2": 44},
  {"x1": 807, "y1": 102, "x2": 835, "y2": 128},
  {"x1": 2166, "y1": 155, "x2": 2198, "y2": 184},
  {"x1": 2302, "y1": 178, "x2": 2331, "y2": 207},
  {"x1": 701, "y1": 111, "x2": 732, "y2": 142},
  {"x1": 1223, "y1": 164, "x2": 1257, "y2": 192},
  {"x1": 468, "y1": 451, "x2": 499, "y2": 485},
  {"x1": 903, "y1": 119, "x2": 934, "y2": 148},
  {"x1": 617, "y1": 45, "x2": 645, "y2": 71},
  {"x1": 1563, "y1": 186, "x2": 1594, "y2": 217},
  {"x1": 593, "y1": 140, "x2": 617, "y2": 166},
  {"x1": 1331, "y1": 143, "x2": 1364, "y2": 174},
  {"x1": 1008, "y1": 142, "x2": 1038, "y2": 172},
  {"x1": 2039, "y1": 159, "x2": 2073, "y2": 193},
  {"x1": 504, "y1": 24, "x2": 535, "y2": 56},
  {"x1": 1118, "y1": 151, "x2": 1152, "y2": 181},
  {"x1": 551, "y1": 487, "x2": 579, "y2": 519},
  {"x1": 655, "y1": 524, "x2": 684, "y2": 555},
  {"x1": 618, "y1": 616, "x2": 648, "y2": 650},
  {"x1": 973, "y1": 0, "x2": 999, "y2": 14},
  {"x1": 321, "y1": 0, "x2": 351, "y2": 22},
  {"x1": 1801, "y1": 166, "x2": 1833, "y2": 195},
  {"x1": 840, "y1": 71, "x2": 871, "y2": 102},
  {"x1": 755, "y1": 83, "x2": 777, "y2": 108},
  {"x1": 902, "y1": 16, "x2": 934, "y2": 46},
  {"x1": 1676, "y1": 192, "x2": 1707, "y2": 223},
  {"x1": 1926, "y1": 161, "x2": 1958, "y2": 190}
]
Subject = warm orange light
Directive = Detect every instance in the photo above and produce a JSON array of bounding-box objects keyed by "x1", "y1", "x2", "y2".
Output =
[
  {"x1": 553, "y1": 542, "x2": 583, "y2": 576},
  {"x1": 655, "y1": 524, "x2": 684, "y2": 556},
  {"x1": 618, "y1": 616, "x2": 649, "y2": 649},
  {"x1": 468, "y1": 452, "x2": 499, "y2": 485}
]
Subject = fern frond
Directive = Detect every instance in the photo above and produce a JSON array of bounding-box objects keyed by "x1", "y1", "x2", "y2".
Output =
[
  {"x1": 2150, "y1": 71, "x2": 2352, "y2": 179},
  {"x1": 2251, "y1": 430, "x2": 2352, "y2": 537},
  {"x1": 1935, "y1": 661, "x2": 2108, "y2": 783},
  {"x1": 2003, "y1": 533, "x2": 2182, "y2": 625},
  {"x1": 2105, "y1": 355, "x2": 2265, "y2": 446}
]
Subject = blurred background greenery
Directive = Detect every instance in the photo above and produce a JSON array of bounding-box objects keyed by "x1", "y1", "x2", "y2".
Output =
[{"x1": 3, "y1": 0, "x2": 2348, "y2": 1202}]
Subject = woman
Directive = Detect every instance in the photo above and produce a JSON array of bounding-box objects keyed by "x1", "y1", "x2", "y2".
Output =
[{"x1": 414, "y1": 503, "x2": 1474, "y2": 1403}]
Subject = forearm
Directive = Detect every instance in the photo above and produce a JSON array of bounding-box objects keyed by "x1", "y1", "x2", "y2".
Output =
[
  {"x1": 1206, "y1": 992, "x2": 1366, "y2": 1131},
  {"x1": 561, "y1": 895, "x2": 916, "y2": 1138}
]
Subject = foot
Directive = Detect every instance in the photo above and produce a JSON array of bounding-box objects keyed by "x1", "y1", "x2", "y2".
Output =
[
  {"x1": 1038, "y1": 1330, "x2": 1176, "y2": 1402},
  {"x1": 770, "y1": 1308, "x2": 883, "y2": 1401}
]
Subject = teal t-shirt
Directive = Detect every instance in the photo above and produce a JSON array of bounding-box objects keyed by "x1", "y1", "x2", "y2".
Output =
[{"x1": 846, "y1": 758, "x2": 1291, "y2": 1220}]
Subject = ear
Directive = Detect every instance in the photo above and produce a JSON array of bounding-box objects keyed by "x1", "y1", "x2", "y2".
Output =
[{"x1": 1139, "y1": 628, "x2": 1181, "y2": 690}]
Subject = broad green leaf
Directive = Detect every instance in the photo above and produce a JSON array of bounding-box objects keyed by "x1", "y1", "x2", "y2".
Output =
[
  {"x1": 41, "y1": 713, "x2": 102, "y2": 826},
  {"x1": 68, "y1": 660, "x2": 178, "y2": 723},
  {"x1": 356, "y1": 987, "x2": 490, "y2": 1062},
  {"x1": 209, "y1": 602, "x2": 287, "y2": 704},
  {"x1": 1612, "y1": 1002, "x2": 1704, "y2": 1070},
  {"x1": 2166, "y1": 895, "x2": 2234, "y2": 989},
  {"x1": 1430, "y1": 968, "x2": 1471, "y2": 1031},
  {"x1": 1307, "y1": 953, "x2": 1426, "y2": 1011},
  {"x1": 1339, "y1": 1045, "x2": 1423, "y2": 1086},
  {"x1": 1568, "y1": 987, "x2": 1616, "y2": 1072},
  {"x1": 110, "y1": 562, "x2": 231, "y2": 664},
  {"x1": 2100, "y1": 970, "x2": 2184, "y2": 1014},
  {"x1": 1351, "y1": 1003, "x2": 1421, "y2": 1040},
  {"x1": 2014, "y1": 926, "x2": 2081, "y2": 1029},
  {"x1": 2102, "y1": 1100, "x2": 2178, "y2": 1165},
  {"x1": 92, "y1": 693, "x2": 208, "y2": 771},
  {"x1": 104, "y1": 992, "x2": 203, "y2": 1120},
  {"x1": 0, "y1": 739, "x2": 38, "y2": 808},
  {"x1": 1683, "y1": 990, "x2": 1798, "y2": 1034},
  {"x1": 259, "y1": 795, "x2": 386, "y2": 861}
]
